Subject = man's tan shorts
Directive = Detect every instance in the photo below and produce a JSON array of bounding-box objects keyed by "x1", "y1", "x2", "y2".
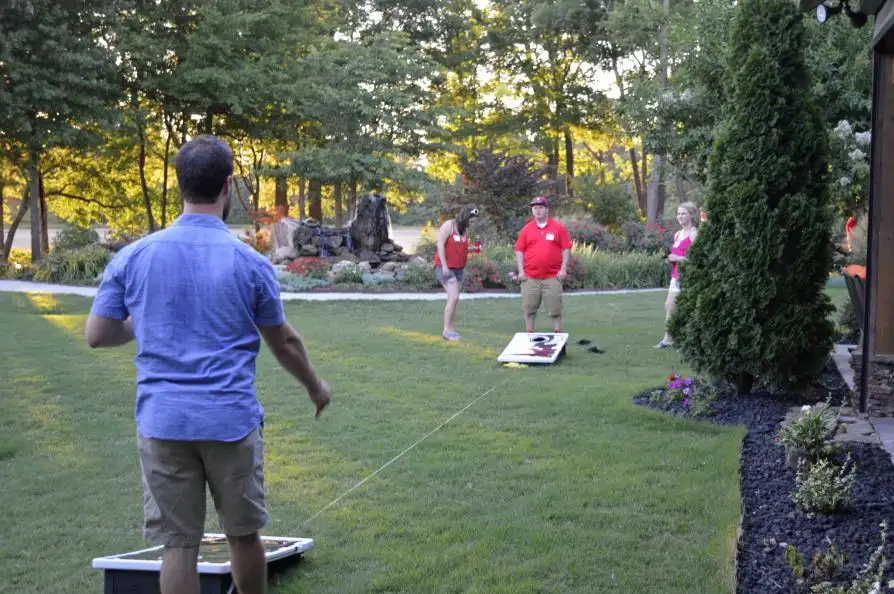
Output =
[
  {"x1": 137, "y1": 426, "x2": 267, "y2": 548},
  {"x1": 521, "y1": 277, "x2": 564, "y2": 317}
]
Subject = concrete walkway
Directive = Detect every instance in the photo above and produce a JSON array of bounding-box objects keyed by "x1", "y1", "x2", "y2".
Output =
[{"x1": 0, "y1": 279, "x2": 665, "y2": 301}]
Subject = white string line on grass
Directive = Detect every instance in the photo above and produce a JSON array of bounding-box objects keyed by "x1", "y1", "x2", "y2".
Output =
[{"x1": 302, "y1": 381, "x2": 506, "y2": 525}]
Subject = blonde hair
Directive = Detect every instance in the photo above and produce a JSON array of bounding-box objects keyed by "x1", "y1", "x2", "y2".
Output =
[{"x1": 678, "y1": 202, "x2": 699, "y2": 226}]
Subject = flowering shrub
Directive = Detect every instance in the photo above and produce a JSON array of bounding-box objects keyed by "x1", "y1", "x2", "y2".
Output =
[
  {"x1": 240, "y1": 227, "x2": 271, "y2": 254},
  {"x1": 565, "y1": 220, "x2": 625, "y2": 251},
  {"x1": 621, "y1": 221, "x2": 675, "y2": 254},
  {"x1": 286, "y1": 257, "x2": 329, "y2": 280},
  {"x1": 463, "y1": 254, "x2": 503, "y2": 293},
  {"x1": 649, "y1": 372, "x2": 718, "y2": 417}
]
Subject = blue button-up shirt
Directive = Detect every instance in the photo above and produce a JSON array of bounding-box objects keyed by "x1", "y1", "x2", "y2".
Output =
[{"x1": 89, "y1": 214, "x2": 285, "y2": 441}]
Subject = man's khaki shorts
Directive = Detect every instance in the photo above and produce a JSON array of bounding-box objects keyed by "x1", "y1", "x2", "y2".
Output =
[
  {"x1": 521, "y1": 277, "x2": 564, "y2": 317},
  {"x1": 137, "y1": 426, "x2": 267, "y2": 548}
]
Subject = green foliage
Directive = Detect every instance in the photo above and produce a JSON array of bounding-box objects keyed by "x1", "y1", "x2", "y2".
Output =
[
  {"x1": 828, "y1": 121, "x2": 870, "y2": 219},
  {"x1": 362, "y1": 272, "x2": 396, "y2": 286},
  {"x1": 332, "y1": 264, "x2": 365, "y2": 284},
  {"x1": 52, "y1": 226, "x2": 99, "y2": 251},
  {"x1": 786, "y1": 539, "x2": 848, "y2": 586},
  {"x1": 667, "y1": 0, "x2": 835, "y2": 392},
  {"x1": 809, "y1": 521, "x2": 889, "y2": 594},
  {"x1": 564, "y1": 245, "x2": 669, "y2": 290},
  {"x1": 792, "y1": 454, "x2": 856, "y2": 514},
  {"x1": 777, "y1": 401, "x2": 840, "y2": 465},
  {"x1": 33, "y1": 246, "x2": 110, "y2": 285},
  {"x1": 396, "y1": 259, "x2": 437, "y2": 290},
  {"x1": 276, "y1": 271, "x2": 330, "y2": 292},
  {"x1": 571, "y1": 177, "x2": 637, "y2": 231}
]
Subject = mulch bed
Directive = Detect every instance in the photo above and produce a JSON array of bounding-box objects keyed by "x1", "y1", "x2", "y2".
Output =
[{"x1": 633, "y1": 359, "x2": 894, "y2": 593}]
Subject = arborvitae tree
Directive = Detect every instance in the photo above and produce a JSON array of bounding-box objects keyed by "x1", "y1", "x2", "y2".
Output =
[{"x1": 667, "y1": 0, "x2": 835, "y2": 394}]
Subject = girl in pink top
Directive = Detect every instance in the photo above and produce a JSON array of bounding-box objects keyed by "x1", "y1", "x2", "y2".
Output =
[{"x1": 656, "y1": 202, "x2": 699, "y2": 348}]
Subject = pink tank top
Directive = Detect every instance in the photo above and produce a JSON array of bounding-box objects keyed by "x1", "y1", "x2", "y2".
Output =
[{"x1": 671, "y1": 233, "x2": 693, "y2": 279}]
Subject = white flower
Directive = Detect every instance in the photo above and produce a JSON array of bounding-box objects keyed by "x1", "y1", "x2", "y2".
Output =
[
  {"x1": 834, "y1": 120, "x2": 854, "y2": 136},
  {"x1": 849, "y1": 149, "x2": 866, "y2": 162},
  {"x1": 868, "y1": 581, "x2": 880, "y2": 594},
  {"x1": 856, "y1": 131, "x2": 872, "y2": 146},
  {"x1": 801, "y1": 405, "x2": 812, "y2": 412},
  {"x1": 838, "y1": 176, "x2": 851, "y2": 187}
]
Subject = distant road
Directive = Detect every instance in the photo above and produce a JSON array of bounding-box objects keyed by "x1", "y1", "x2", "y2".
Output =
[{"x1": 10, "y1": 224, "x2": 424, "y2": 255}]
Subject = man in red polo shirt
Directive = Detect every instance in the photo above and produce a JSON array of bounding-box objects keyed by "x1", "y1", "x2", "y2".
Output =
[{"x1": 514, "y1": 196, "x2": 572, "y2": 333}]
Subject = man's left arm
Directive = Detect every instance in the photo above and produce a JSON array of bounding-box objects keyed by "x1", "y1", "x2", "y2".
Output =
[
  {"x1": 85, "y1": 255, "x2": 134, "y2": 348},
  {"x1": 557, "y1": 226, "x2": 572, "y2": 280}
]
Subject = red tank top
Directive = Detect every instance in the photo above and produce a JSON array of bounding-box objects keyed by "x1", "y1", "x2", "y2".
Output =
[
  {"x1": 671, "y1": 232, "x2": 693, "y2": 279},
  {"x1": 433, "y1": 223, "x2": 470, "y2": 269}
]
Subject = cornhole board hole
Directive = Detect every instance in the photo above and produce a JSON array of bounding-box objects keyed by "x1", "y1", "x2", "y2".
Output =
[
  {"x1": 91, "y1": 534, "x2": 314, "y2": 594},
  {"x1": 497, "y1": 332, "x2": 569, "y2": 364}
]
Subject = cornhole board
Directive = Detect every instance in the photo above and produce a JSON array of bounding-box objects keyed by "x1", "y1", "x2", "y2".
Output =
[
  {"x1": 91, "y1": 534, "x2": 314, "y2": 594},
  {"x1": 497, "y1": 332, "x2": 569, "y2": 364}
]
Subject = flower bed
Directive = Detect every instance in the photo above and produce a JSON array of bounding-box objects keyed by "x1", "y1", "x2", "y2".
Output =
[{"x1": 633, "y1": 361, "x2": 894, "y2": 594}]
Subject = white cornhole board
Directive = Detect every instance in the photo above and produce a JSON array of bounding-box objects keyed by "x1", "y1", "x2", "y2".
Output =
[
  {"x1": 497, "y1": 332, "x2": 569, "y2": 364},
  {"x1": 92, "y1": 533, "x2": 314, "y2": 594}
]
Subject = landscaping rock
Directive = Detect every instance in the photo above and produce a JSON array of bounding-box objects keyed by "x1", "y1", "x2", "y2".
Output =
[{"x1": 272, "y1": 246, "x2": 298, "y2": 264}]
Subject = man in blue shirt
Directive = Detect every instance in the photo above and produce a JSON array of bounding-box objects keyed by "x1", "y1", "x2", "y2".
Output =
[{"x1": 85, "y1": 135, "x2": 332, "y2": 594}]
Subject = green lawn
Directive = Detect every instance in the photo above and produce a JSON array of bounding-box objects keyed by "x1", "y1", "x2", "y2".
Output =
[{"x1": 0, "y1": 287, "x2": 846, "y2": 593}]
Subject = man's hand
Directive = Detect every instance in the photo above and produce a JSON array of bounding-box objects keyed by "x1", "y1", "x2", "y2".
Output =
[
  {"x1": 557, "y1": 269, "x2": 568, "y2": 281},
  {"x1": 308, "y1": 378, "x2": 332, "y2": 418}
]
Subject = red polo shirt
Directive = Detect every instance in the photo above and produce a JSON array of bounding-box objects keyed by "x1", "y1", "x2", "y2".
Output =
[{"x1": 515, "y1": 218, "x2": 572, "y2": 279}]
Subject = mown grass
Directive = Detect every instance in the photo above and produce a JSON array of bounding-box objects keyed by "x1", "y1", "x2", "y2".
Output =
[{"x1": 0, "y1": 288, "x2": 845, "y2": 593}]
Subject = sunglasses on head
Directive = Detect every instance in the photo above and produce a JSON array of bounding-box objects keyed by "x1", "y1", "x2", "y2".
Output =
[{"x1": 470, "y1": 208, "x2": 479, "y2": 217}]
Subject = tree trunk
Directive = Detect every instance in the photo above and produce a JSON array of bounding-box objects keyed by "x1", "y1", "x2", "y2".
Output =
[
  {"x1": 630, "y1": 148, "x2": 647, "y2": 216},
  {"x1": 39, "y1": 171, "x2": 49, "y2": 255},
  {"x1": 275, "y1": 176, "x2": 289, "y2": 218},
  {"x1": 161, "y1": 125, "x2": 172, "y2": 228},
  {"x1": 647, "y1": 157, "x2": 666, "y2": 225},
  {"x1": 0, "y1": 179, "x2": 5, "y2": 257},
  {"x1": 29, "y1": 149, "x2": 41, "y2": 262},
  {"x1": 298, "y1": 177, "x2": 306, "y2": 220},
  {"x1": 252, "y1": 177, "x2": 261, "y2": 233},
  {"x1": 334, "y1": 183, "x2": 343, "y2": 227},
  {"x1": 308, "y1": 179, "x2": 322, "y2": 222},
  {"x1": 564, "y1": 128, "x2": 574, "y2": 197},
  {"x1": 646, "y1": 0, "x2": 670, "y2": 225},
  {"x1": 138, "y1": 123, "x2": 157, "y2": 232},
  {"x1": 3, "y1": 186, "x2": 29, "y2": 261},
  {"x1": 736, "y1": 372, "x2": 755, "y2": 396}
]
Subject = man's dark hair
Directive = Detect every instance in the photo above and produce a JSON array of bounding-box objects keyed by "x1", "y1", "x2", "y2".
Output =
[{"x1": 174, "y1": 135, "x2": 234, "y2": 204}]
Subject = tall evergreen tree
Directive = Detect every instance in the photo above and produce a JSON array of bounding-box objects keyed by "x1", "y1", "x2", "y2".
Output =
[{"x1": 667, "y1": 0, "x2": 835, "y2": 393}]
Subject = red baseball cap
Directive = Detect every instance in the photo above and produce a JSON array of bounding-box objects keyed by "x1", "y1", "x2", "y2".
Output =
[{"x1": 530, "y1": 196, "x2": 549, "y2": 207}]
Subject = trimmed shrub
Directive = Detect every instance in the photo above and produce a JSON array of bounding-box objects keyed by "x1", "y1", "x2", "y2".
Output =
[
  {"x1": 667, "y1": 0, "x2": 835, "y2": 393},
  {"x1": 53, "y1": 225, "x2": 99, "y2": 251}
]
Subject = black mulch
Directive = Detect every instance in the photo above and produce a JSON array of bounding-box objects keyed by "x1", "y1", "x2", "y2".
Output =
[{"x1": 633, "y1": 359, "x2": 894, "y2": 593}]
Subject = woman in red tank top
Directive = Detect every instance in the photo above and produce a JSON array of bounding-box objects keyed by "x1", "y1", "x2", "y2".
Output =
[
  {"x1": 434, "y1": 204, "x2": 479, "y2": 340},
  {"x1": 656, "y1": 202, "x2": 699, "y2": 348}
]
